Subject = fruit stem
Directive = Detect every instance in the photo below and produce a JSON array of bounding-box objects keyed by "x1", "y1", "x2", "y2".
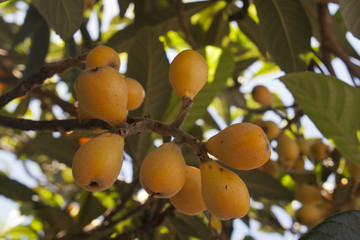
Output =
[{"x1": 171, "y1": 96, "x2": 193, "y2": 129}]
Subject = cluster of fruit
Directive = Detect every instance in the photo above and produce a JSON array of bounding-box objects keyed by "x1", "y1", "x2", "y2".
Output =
[
  {"x1": 250, "y1": 84, "x2": 338, "y2": 228},
  {"x1": 71, "y1": 46, "x2": 272, "y2": 221},
  {"x1": 250, "y1": 84, "x2": 332, "y2": 176},
  {"x1": 72, "y1": 46, "x2": 145, "y2": 191}
]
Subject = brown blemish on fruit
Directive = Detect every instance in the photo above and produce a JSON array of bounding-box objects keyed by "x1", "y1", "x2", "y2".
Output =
[{"x1": 89, "y1": 181, "x2": 99, "y2": 187}]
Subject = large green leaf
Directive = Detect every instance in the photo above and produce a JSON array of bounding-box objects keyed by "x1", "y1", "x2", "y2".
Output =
[
  {"x1": 18, "y1": 133, "x2": 79, "y2": 167},
  {"x1": 280, "y1": 72, "x2": 360, "y2": 165},
  {"x1": 2, "y1": 225, "x2": 38, "y2": 239},
  {"x1": 0, "y1": 174, "x2": 37, "y2": 202},
  {"x1": 235, "y1": 15, "x2": 266, "y2": 56},
  {"x1": 22, "y1": 19, "x2": 50, "y2": 81},
  {"x1": 126, "y1": 26, "x2": 171, "y2": 160},
  {"x1": 253, "y1": 0, "x2": 311, "y2": 72},
  {"x1": 300, "y1": 210, "x2": 360, "y2": 240},
  {"x1": 32, "y1": 0, "x2": 83, "y2": 41},
  {"x1": 339, "y1": 0, "x2": 360, "y2": 39},
  {"x1": 234, "y1": 168, "x2": 294, "y2": 201},
  {"x1": 106, "y1": 1, "x2": 213, "y2": 52}
]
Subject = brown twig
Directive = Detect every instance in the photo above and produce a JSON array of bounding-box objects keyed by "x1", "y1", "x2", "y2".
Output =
[
  {"x1": 318, "y1": 4, "x2": 360, "y2": 85},
  {"x1": 111, "y1": 205, "x2": 174, "y2": 240},
  {"x1": 0, "y1": 54, "x2": 86, "y2": 109},
  {"x1": 177, "y1": 0, "x2": 197, "y2": 50},
  {"x1": 171, "y1": 96, "x2": 193, "y2": 129}
]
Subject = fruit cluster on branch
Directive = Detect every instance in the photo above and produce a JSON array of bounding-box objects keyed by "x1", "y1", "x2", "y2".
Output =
[{"x1": 69, "y1": 46, "x2": 272, "y2": 222}]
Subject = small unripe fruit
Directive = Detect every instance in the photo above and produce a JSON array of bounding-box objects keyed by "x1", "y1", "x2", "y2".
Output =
[
  {"x1": 256, "y1": 120, "x2": 281, "y2": 140},
  {"x1": 310, "y1": 140, "x2": 329, "y2": 160},
  {"x1": 297, "y1": 138, "x2": 310, "y2": 155},
  {"x1": 294, "y1": 184, "x2": 323, "y2": 205},
  {"x1": 72, "y1": 133, "x2": 124, "y2": 191},
  {"x1": 292, "y1": 157, "x2": 305, "y2": 171},
  {"x1": 251, "y1": 85, "x2": 273, "y2": 106},
  {"x1": 276, "y1": 133, "x2": 300, "y2": 168},
  {"x1": 200, "y1": 159, "x2": 250, "y2": 220},
  {"x1": 206, "y1": 123, "x2": 271, "y2": 170},
  {"x1": 124, "y1": 77, "x2": 145, "y2": 110},
  {"x1": 295, "y1": 204, "x2": 325, "y2": 227},
  {"x1": 170, "y1": 166, "x2": 206, "y2": 215},
  {"x1": 259, "y1": 160, "x2": 279, "y2": 178},
  {"x1": 86, "y1": 46, "x2": 120, "y2": 70},
  {"x1": 76, "y1": 66, "x2": 128, "y2": 127},
  {"x1": 169, "y1": 49, "x2": 208, "y2": 99},
  {"x1": 139, "y1": 142, "x2": 186, "y2": 198}
]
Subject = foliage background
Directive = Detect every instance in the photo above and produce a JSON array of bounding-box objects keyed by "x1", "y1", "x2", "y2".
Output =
[{"x1": 0, "y1": 0, "x2": 360, "y2": 239}]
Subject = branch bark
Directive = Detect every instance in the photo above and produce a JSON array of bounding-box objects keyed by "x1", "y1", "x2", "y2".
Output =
[{"x1": 0, "y1": 54, "x2": 86, "y2": 109}]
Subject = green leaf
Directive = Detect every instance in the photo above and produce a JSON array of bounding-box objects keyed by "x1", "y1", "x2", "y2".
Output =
[
  {"x1": 300, "y1": 210, "x2": 360, "y2": 240},
  {"x1": 339, "y1": 0, "x2": 360, "y2": 39},
  {"x1": 22, "y1": 19, "x2": 50, "y2": 81},
  {"x1": 32, "y1": 0, "x2": 84, "y2": 41},
  {"x1": 107, "y1": 1, "x2": 213, "y2": 52},
  {"x1": 3, "y1": 225, "x2": 38, "y2": 239},
  {"x1": 18, "y1": 133, "x2": 79, "y2": 167},
  {"x1": 233, "y1": 168, "x2": 294, "y2": 201},
  {"x1": 0, "y1": 17, "x2": 14, "y2": 45},
  {"x1": 253, "y1": 0, "x2": 311, "y2": 72},
  {"x1": 0, "y1": 173, "x2": 37, "y2": 202},
  {"x1": 235, "y1": 15, "x2": 266, "y2": 56},
  {"x1": 11, "y1": 5, "x2": 43, "y2": 49},
  {"x1": 126, "y1": 26, "x2": 171, "y2": 160},
  {"x1": 165, "y1": 213, "x2": 212, "y2": 239},
  {"x1": 280, "y1": 72, "x2": 360, "y2": 165}
]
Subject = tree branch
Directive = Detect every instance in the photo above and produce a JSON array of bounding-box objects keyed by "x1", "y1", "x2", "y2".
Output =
[
  {"x1": 318, "y1": 4, "x2": 360, "y2": 85},
  {"x1": 0, "y1": 54, "x2": 86, "y2": 109}
]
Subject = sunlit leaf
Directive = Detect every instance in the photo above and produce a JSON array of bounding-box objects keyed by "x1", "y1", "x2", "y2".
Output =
[
  {"x1": 280, "y1": 72, "x2": 360, "y2": 165},
  {"x1": 253, "y1": 0, "x2": 311, "y2": 72},
  {"x1": 107, "y1": 1, "x2": 213, "y2": 52},
  {"x1": 234, "y1": 168, "x2": 294, "y2": 201},
  {"x1": 32, "y1": 0, "x2": 83, "y2": 41},
  {"x1": 3, "y1": 225, "x2": 38, "y2": 239},
  {"x1": 300, "y1": 210, "x2": 360, "y2": 240},
  {"x1": 339, "y1": 0, "x2": 360, "y2": 39},
  {"x1": 235, "y1": 15, "x2": 266, "y2": 56},
  {"x1": 126, "y1": 26, "x2": 171, "y2": 160}
]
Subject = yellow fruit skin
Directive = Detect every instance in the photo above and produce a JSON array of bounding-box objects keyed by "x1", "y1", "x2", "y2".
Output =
[
  {"x1": 276, "y1": 133, "x2": 300, "y2": 168},
  {"x1": 295, "y1": 184, "x2": 323, "y2": 205},
  {"x1": 206, "y1": 123, "x2": 271, "y2": 170},
  {"x1": 72, "y1": 133, "x2": 124, "y2": 192},
  {"x1": 200, "y1": 159, "x2": 250, "y2": 220},
  {"x1": 251, "y1": 85, "x2": 273, "y2": 106},
  {"x1": 169, "y1": 49, "x2": 208, "y2": 99},
  {"x1": 139, "y1": 142, "x2": 186, "y2": 198},
  {"x1": 124, "y1": 77, "x2": 145, "y2": 111},
  {"x1": 76, "y1": 66, "x2": 128, "y2": 127},
  {"x1": 77, "y1": 101, "x2": 97, "y2": 120},
  {"x1": 170, "y1": 166, "x2": 206, "y2": 215},
  {"x1": 86, "y1": 46, "x2": 120, "y2": 70}
]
